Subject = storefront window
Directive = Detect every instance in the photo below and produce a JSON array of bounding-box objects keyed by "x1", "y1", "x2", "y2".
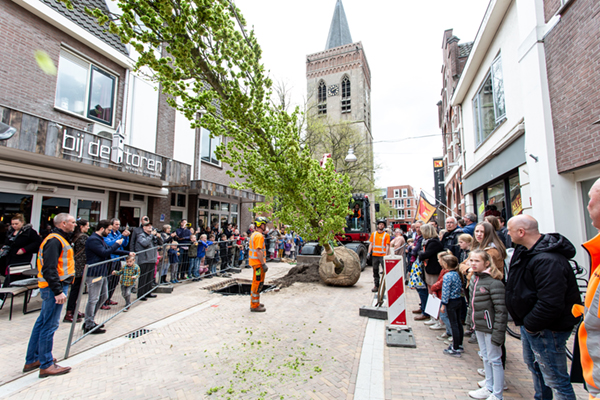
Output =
[
  {"x1": 177, "y1": 194, "x2": 186, "y2": 207},
  {"x1": 170, "y1": 211, "x2": 183, "y2": 228},
  {"x1": 581, "y1": 178, "x2": 599, "y2": 241},
  {"x1": 199, "y1": 198, "x2": 209, "y2": 209},
  {"x1": 231, "y1": 213, "x2": 238, "y2": 226},
  {"x1": 198, "y1": 211, "x2": 208, "y2": 233},
  {"x1": 40, "y1": 197, "x2": 70, "y2": 235},
  {"x1": 476, "y1": 191, "x2": 485, "y2": 223},
  {"x1": 486, "y1": 181, "x2": 505, "y2": 219},
  {"x1": 211, "y1": 201, "x2": 220, "y2": 211},
  {"x1": 509, "y1": 174, "x2": 522, "y2": 218},
  {"x1": 0, "y1": 192, "x2": 33, "y2": 228},
  {"x1": 231, "y1": 203, "x2": 238, "y2": 213},
  {"x1": 77, "y1": 200, "x2": 101, "y2": 225},
  {"x1": 221, "y1": 202, "x2": 229, "y2": 212}
]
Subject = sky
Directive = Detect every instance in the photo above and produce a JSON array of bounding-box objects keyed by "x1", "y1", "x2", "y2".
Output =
[{"x1": 234, "y1": 0, "x2": 489, "y2": 196}]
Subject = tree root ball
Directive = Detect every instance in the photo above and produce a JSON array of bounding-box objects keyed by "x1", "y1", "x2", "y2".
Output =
[{"x1": 319, "y1": 246, "x2": 361, "y2": 287}]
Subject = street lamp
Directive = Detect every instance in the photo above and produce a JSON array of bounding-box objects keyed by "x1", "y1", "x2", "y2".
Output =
[{"x1": 345, "y1": 146, "x2": 357, "y2": 163}]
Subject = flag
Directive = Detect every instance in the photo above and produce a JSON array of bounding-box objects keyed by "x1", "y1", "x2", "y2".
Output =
[{"x1": 417, "y1": 191, "x2": 437, "y2": 223}]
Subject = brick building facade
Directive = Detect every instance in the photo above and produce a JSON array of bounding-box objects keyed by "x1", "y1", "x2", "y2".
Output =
[
  {"x1": 438, "y1": 29, "x2": 472, "y2": 218},
  {"x1": 385, "y1": 185, "x2": 418, "y2": 230}
]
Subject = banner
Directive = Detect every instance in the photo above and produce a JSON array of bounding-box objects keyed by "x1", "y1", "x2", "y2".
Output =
[{"x1": 416, "y1": 192, "x2": 436, "y2": 223}]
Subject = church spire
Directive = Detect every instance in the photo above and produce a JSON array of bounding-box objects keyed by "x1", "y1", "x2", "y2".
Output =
[{"x1": 325, "y1": 0, "x2": 353, "y2": 50}]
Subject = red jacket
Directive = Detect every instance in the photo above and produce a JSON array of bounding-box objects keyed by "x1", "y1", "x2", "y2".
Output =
[{"x1": 430, "y1": 268, "x2": 448, "y2": 298}]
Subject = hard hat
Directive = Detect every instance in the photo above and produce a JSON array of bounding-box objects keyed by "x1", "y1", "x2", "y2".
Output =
[
  {"x1": 254, "y1": 216, "x2": 270, "y2": 227},
  {"x1": 376, "y1": 219, "x2": 387, "y2": 228}
]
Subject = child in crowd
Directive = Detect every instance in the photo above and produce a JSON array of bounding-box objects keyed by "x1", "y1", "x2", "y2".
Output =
[
  {"x1": 111, "y1": 254, "x2": 140, "y2": 311},
  {"x1": 284, "y1": 239, "x2": 292, "y2": 259},
  {"x1": 439, "y1": 251, "x2": 464, "y2": 358},
  {"x1": 241, "y1": 232, "x2": 249, "y2": 267},
  {"x1": 278, "y1": 235, "x2": 285, "y2": 259},
  {"x1": 205, "y1": 234, "x2": 217, "y2": 278},
  {"x1": 467, "y1": 249, "x2": 507, "y2": 400},
  {"x1": 168, "y1": 242, "x2": 180, "y2": 284},
  {"x1": 219, "y1": 234, "x2": 231, "y2": 276},
  {"x1": 194, "y1": 234, "x2": 211, "y2": 281},
  {"x1": 188, "y1": 235, "x2": 198, "y2": 280},
  {"x1": 458, "y1": 233, "x2": 474, "y2": 264},
  {"x1": 290, "y1": 238, "x2": 297, "y2": 260},
  {"x1": 430, "y1": 255, "x2": 451, "y2": 342}
]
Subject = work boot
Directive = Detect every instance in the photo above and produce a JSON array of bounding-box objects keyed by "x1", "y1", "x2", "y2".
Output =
[
  {"x1": 39, "y1": 364, "x2": 71, "y2": 378},
  {"x1": 250, "y1": 305, "x2": 266, "y2": 313},
  {"x1": 371, "y1": 286, "x2": 379, "y2": 293}
]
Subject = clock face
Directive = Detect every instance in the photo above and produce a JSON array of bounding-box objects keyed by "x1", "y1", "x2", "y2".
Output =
[{"x1": 328, "y1": 85, "x2": 339, "y2": 97}]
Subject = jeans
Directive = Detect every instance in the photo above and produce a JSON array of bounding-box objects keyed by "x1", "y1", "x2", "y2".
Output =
[
  {"x1": 476, "y1": 331, "x2": 504, "y2": 399},
  {"x1": 439, "y1": 307, "x2": 452, "y2": 336},
  {"x1": 25, "y1": 283, "x2": 69, "y2": 369},
  {"x1": 520, "y1": 327, "x2": 576, "y2": 400},
  {"x1": 416, "y1": 287, "x2": 429, "y2": 316},
  {"x1": 372, "y1": 256, "x2": 384, "y2": 288},
  {"x1": 120, "y1": 285, "x2": 133, "y2": 306},
  {"x1": 188, "y1": 257, "x2": 197, "y2": 278},
  {"x1": 84, "y1": 276, "x2": 108, "y2": 329},
  {"x1": 446, "y1": 298, "x2": 463, "y2": 349}
]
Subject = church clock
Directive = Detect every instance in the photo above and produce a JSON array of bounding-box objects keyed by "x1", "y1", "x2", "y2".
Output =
[{"x1": 328, "y1": 84, "x2": 339, "y2": 96}]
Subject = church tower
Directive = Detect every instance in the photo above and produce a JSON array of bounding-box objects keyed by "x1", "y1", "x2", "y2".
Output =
[
  {"x1": 306, "y1": 0, "x2": 373, "y2": 177},
  {"x1": 306, "y1": 0, "x2": 372, "y2": 142}
]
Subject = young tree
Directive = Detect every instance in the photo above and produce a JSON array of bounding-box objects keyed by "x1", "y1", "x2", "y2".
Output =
[{"x1": 66, "y1": 0, "x2": 354, "y2": 274}]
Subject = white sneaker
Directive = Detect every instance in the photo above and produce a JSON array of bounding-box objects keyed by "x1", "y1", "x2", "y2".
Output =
[
  {"x1": 477, "y1": 368, "x2": 485, "y2": 377},
  {"x1": 468, "y1": 387, "x2": 492, "y2": 399},
  {"x1": 31, "y1": 289, "x2": 40, "y2": 298},
  {"x1": 424, "y1": 319, "x2": 437, "y2": 326},
  {"x1": 429, "y1": 322, "x2": 445, "y2": 330},
  {"x1": 436, "y1": 332, "x2": 450, "y2": 340},
  {"x1": 478, "y1": 379, "x2": 508, "y2": 390},
  {"x1": 485, "y1": 395, "x2": 501, "y2": 400}
]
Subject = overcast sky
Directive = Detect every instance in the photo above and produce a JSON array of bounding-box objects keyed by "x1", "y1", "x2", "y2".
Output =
[{"x1": 235, "y1": 0, "x2": 490, "y2": 196}]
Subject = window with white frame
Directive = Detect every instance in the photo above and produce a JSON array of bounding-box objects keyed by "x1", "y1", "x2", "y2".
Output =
[
  {"x1": 55, "y1": 50, "x2": 117, "y2": 126},
  {"x1": 398, "y1": 209, "x2": 404, "y2": 219},
  {"x1": 401, "y1": 189, "x2": 408, "y2": 197},
  {"x1": 407, "y1": 199, "x2": 411, "y2": 207},
  {"x1": 393, "y1": 189, "x2": 399, "y2": 198},
  {"x1": 473, "y1": 55, "x2": 506, "y2": 146},
  {"x1": 389, "y1": 210, "x2": 393, "y2": 216},
  {"x1": 200, "y1": 127, "x2": 222, "y2": 166},
  {"x1": 399, "y1": 199, "x2": 404, "y2": 208},
  {"x1": 407, "y1": 210, "x2": 412, "y2": 218}
]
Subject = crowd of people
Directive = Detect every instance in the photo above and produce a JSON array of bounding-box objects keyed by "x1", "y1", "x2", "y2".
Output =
[{"x1": 371, "y1": 211, "x2": 584, "y2": 400}]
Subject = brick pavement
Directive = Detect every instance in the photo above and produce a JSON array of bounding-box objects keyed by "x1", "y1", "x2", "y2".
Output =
[{"x1": 0, "y1": 264, "x2": 590, "y2": 399}]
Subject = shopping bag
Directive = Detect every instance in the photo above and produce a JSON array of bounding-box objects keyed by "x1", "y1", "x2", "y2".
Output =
[
  {"x1": 425, "y1": 294, "x2": 441, "y2": 319},
  {"x1": 408, "y1": 261, "x2": 425, "y2": 288}
]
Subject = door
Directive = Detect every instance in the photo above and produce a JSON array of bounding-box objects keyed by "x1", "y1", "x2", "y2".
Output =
[
  {"x1": 39, "y1": 196, "x2": 70, "y2": 237},
  {"x1": 120, "y1": 206, "x2": 140, "y2": 229}
]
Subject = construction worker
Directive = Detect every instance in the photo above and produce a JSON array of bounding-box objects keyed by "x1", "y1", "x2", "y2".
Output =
[
  {"x1": 368, "y1": 220, "x2": 390, "y2": 293},
  {"x1": 573, "y1": 177, "x2": 600, "y2": 399},
  {"x1": 249, "y1": 217, "x2": 269, "y2": 312}
]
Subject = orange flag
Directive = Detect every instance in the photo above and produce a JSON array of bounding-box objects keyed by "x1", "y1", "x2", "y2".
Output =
[{"x1": 417, "y1": 192, "x2": 437, "y2": 223}]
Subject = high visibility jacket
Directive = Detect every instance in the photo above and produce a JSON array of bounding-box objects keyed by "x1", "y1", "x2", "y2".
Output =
[
  {"x1": 37, "y1": 233, "x2": 75, "y2": 289},
  {"x1": 573, "y1": 233, "x2": 600, "y2": 399},
  {"x1": 370, "y1": 231, "x2": 390, "y2": 257},
  {"x1": 248, "y1": 232, "x2": 265, "y2": 267}
]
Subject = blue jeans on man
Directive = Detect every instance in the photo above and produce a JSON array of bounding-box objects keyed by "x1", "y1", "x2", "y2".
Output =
[
  {"x1": 25, "y1": 283, "x2": 69, "y2": 370},
  {"x1": 520, "y1": 327, "x2": 576, "y2": 400}
]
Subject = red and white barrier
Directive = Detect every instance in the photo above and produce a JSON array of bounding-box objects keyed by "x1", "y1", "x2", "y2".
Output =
[{"x1": 384, "y1": 255, "x2": 406, "y2": 326}]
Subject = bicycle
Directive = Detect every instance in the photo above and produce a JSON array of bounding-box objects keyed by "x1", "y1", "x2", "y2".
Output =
[{"x1": 505, "y1": 259, "x2": 588, "y2": 360}]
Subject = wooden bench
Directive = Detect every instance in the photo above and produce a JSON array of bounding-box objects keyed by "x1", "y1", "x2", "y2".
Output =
[{"x1": 0, "y1": 286, "x2": 29, "y2": 320}]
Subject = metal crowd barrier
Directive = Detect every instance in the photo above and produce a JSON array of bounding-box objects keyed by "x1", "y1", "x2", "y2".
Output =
[{"x1": 64, "y1": 239, "x2": 250, "y2": 358}]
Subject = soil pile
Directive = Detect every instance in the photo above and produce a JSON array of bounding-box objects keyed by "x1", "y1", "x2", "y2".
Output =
[{"x1": 274, "y1": 263, "x2": 321, "y2": 288}]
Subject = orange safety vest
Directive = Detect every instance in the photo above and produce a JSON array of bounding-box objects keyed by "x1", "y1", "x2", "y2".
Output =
[
  {"x1": 248, "y1": 232, "x2": 265, "y2": 267},
  {"x1": 37, "y1": 233, "x2": 75, "y2": 289},
  {"x1": 573, "y1": 233, "x2": 600, "y2": 399},
  {"x1": 370, "y1": 231, "x2": 389, "y2": 257}
]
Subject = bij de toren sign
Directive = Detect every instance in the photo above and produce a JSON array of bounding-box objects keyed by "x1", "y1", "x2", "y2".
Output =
[{"x1": 61, "y1": 131, "x2": 163, "y2": 177}]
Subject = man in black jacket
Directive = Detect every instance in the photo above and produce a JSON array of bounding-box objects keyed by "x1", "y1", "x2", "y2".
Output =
[
  {"x1": 441, "y1": 217, "x2": 462, "y2": 258},
  {"x1": 83, "y1": 220, "x2": 132, "y2": 334},
  {"x1": 505, "y1": 215, "x2": 580, "y2": 400}
]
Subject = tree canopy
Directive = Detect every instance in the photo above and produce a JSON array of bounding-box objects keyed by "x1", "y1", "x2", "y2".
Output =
[{"x1": 64, "y1": 0, "x2": 353, "y2": 245}]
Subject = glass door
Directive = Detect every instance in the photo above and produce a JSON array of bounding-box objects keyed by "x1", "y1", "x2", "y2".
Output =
[
  {"x1": 76, "y1": 199, "x2": 102, "y2": 225},
  {"x1": 40, "y1": 196, "x2": 70, "y2": 237}
]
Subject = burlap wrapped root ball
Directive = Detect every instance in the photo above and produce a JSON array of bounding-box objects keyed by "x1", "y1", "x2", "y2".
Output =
[{"x1": 319, "y1": 246, "x2": 361, "y2": 286}]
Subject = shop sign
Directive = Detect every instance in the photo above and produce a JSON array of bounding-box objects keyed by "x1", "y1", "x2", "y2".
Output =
[
  {"x1": 511, "y1": 193, "x2": 523, "y2": 216},
  {"x1": 61, "y1": 130, "x2": 163, "y2": 177}
]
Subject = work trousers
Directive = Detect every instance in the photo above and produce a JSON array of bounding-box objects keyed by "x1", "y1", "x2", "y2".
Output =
[{"x1": 250, "y1": 263, "x2": 265, "y2": 309}]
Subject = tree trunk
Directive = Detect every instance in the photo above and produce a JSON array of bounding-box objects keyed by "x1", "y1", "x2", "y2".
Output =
[{"x1": 323, "y1": 242, "x2": 344, "y2": 274}]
